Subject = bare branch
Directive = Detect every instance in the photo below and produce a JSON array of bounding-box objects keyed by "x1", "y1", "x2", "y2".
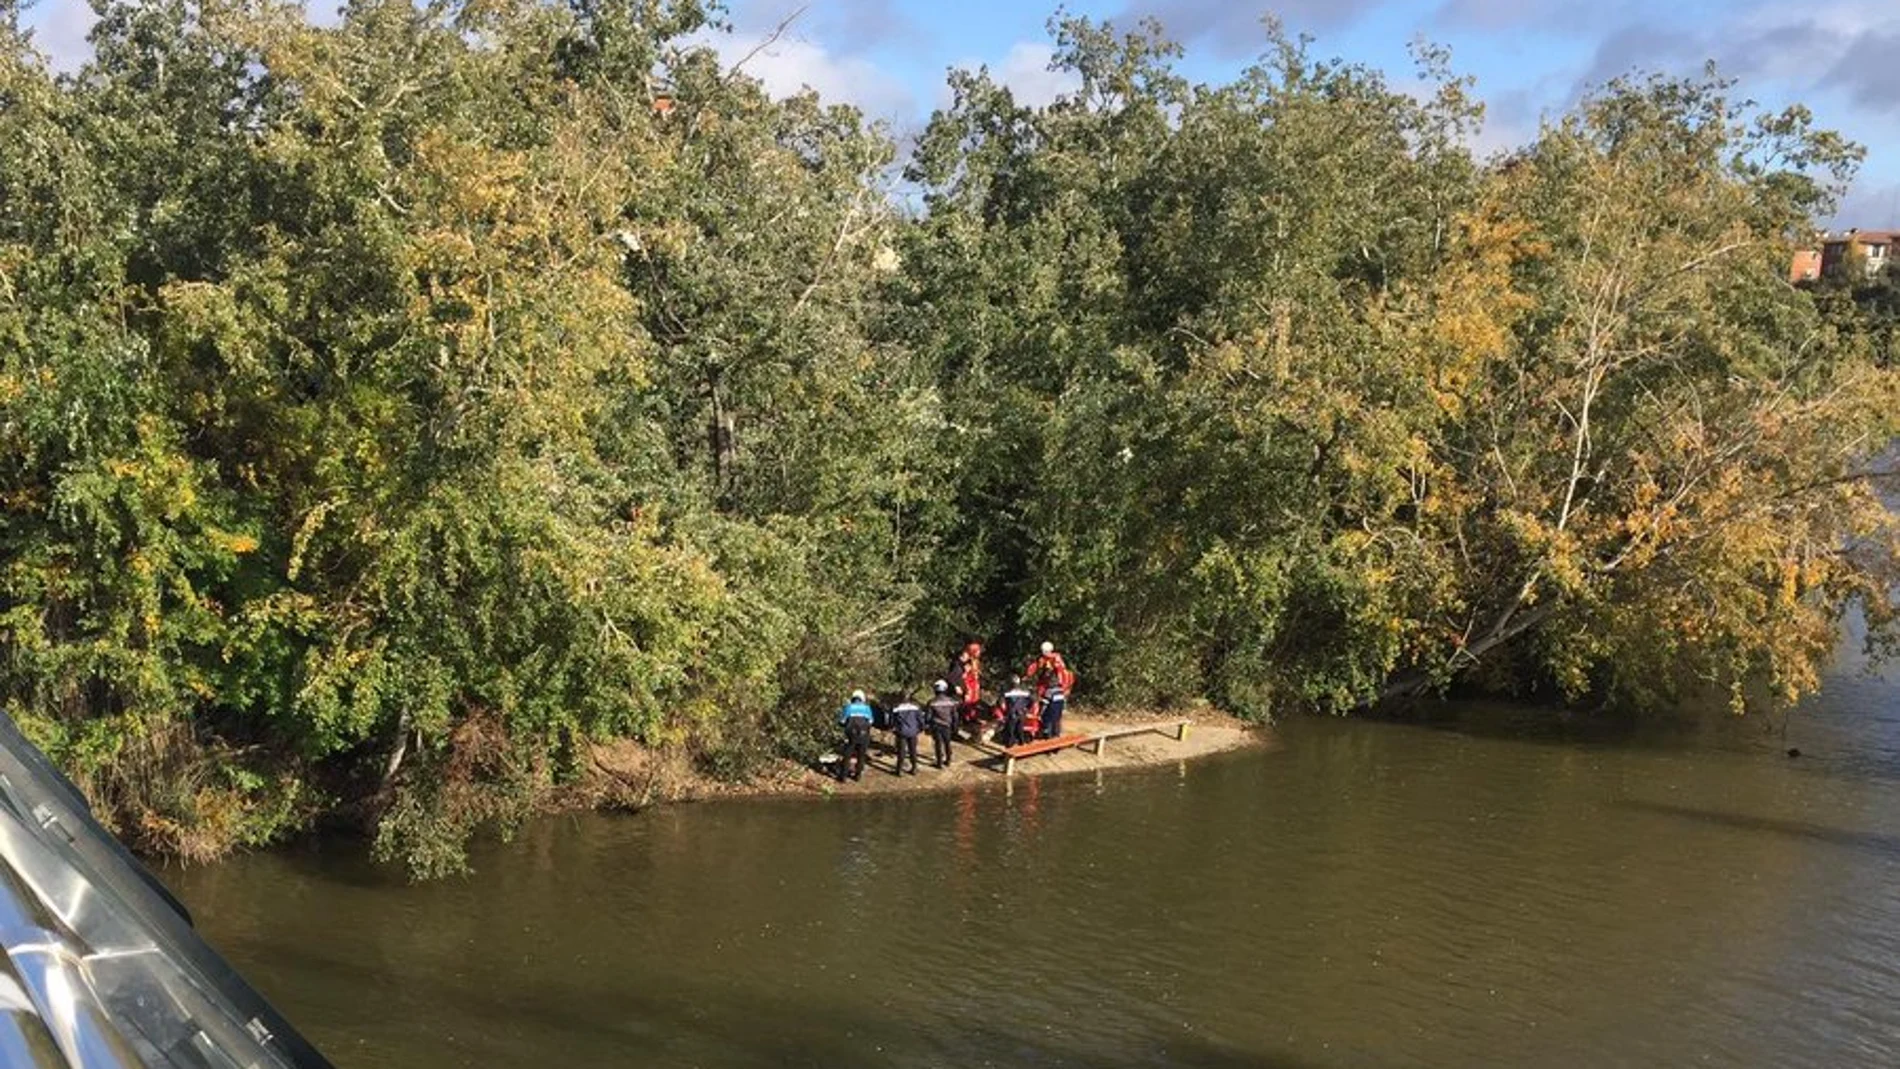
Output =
[{"x1": 722, "y1": 6, "x2": 808, "y2": 84}]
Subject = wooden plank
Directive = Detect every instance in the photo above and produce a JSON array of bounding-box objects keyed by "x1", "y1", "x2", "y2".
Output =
[
  {"x1": 998, "y1": 720, "x2": 1193, "y2": 776},
  {"x1": 1087, "y1": 718, "x2": 1194, "y2": 744},
  {"x1": 1001, "y1": 733, "x2": 1093, "y2": 759}
]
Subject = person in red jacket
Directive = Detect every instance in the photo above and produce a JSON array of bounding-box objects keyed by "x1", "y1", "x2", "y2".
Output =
[
  {"x1": 1023, "y1": 641, "x2": 1073, "y2": 701},
  {"x1": 946, "y1": 640, "x2": 985, "y2": 729},
  {"x1": 1024, "y1": 642, "x2": 1073, "y2": 739}
]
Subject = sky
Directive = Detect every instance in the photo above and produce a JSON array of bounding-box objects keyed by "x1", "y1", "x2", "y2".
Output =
[{"x1": 19, "y1": 0, "x2": 1900, "y2": 226}]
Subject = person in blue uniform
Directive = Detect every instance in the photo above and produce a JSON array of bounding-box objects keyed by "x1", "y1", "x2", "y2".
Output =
[
  {"x1": 926, "y1": 681, "x2": 959, "y2": 769},
  {"x1": 838, "y1": 690, "x2": 875, "y2": 781},
  {"x1": 1039, "y1": 679, "x2": 1067, "y2": 739},
  {"x1": 889, "y1": 694, "x2": 924, "y2": 775},
  {"x1": 998, "y1": 676, "x2": 1033, "y2": 747}
]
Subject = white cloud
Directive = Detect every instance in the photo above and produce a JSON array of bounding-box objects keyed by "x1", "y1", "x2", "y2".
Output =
[
  {"x1": 930, "y1": 41, "x2": 1081, "y2": 114},
  {"x1": 23, "y1": 0, "x2": 96, "y2": 72},
  {"x1": 1470, "y1": 109, "x2": 1538, "y2": 158},
  {"x1": 1433, "y1": 0, "x2": 1647, "y2": 34},
  {"x1": 22, "y1": 0, "x2": 352, "y2": 70},
  {"x1": 691, "y1": 29, "x2": 916, "y2": 122},
  {"x1": 1832, "y1": 180, "x2": 1900, "y2": 230},
  {"x1": 1119, "y1": 0, "x2": 1381, "y2": 55},
  {"x1": 730, "y1": 0, "x2": 919, "y2": 56},
  {"x1": 995, "y1": 42, "x2": 1080, "y2": 110},
  {"x1": 1572, "y1": 1, "x2": 1900, "y2": 97}
]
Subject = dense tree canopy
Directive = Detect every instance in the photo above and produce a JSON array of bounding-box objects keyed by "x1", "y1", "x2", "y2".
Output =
[{"x1": 2, "y1": 2, "x2": 1894, "y2": 874}]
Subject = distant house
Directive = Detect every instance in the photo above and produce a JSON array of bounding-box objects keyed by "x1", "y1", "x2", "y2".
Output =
[
  {"x1": 1819, "y1": 229, "x2": 1896, "y2": 280},
  {"x1": 1789, "y1": 248, "x2": 1822, "y2": 284}
]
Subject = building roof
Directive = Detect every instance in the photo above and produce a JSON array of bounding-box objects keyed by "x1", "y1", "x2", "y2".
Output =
[{"x1": 1823, "y1": 229, "x2": 1898, "y2": 246}]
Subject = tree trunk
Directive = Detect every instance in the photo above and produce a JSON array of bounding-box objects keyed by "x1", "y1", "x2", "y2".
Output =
[
  {"x1": 379, "y1": 707, "x2": 413, "y2": 795},
  {"x1": 707, "y1": 366, "x2": 734, "y2": 502},
  {"x1": 1375, "y1": 599, "x2": 1562, "y2": 704}
]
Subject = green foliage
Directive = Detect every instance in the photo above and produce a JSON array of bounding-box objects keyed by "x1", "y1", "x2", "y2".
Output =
[
  {"x1": 900, "y1": 20, "x2": 1492, "y2": 714},
  {"x1": 901, "y1": 19, "x2": 1898, "y2": 718},
  {"x1": 2, "y1": 5, "x2": 1894, "y2": 876},
  {"x1": 1, "y1": 0, "x2": 932, "y2": 875}
]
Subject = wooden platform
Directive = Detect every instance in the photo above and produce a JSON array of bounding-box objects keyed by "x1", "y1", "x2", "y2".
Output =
[
  {"x1": 1085, "y1": 718, "x2": 1192, "y2": 756},
  {"x1": 998, "y1": 719, "x2": 1193, "y2": 775},
  {"x1": 999, "y1": 734, "x2": 1093, "y2": 775}
]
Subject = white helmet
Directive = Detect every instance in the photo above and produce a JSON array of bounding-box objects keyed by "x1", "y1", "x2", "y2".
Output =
[
  {"x1": 933, "y1": 679, "x2": 949, "y2": 693},
  {"x1": 850, "y1": 689, "x2": 865, "y2": 702},
  {"x1": 1040, "y1": 641, "x2": 1054, "y2": 656}
]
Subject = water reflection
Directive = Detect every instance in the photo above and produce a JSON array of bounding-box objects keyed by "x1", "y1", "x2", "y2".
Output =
[
  {"x1": 1615, "y1": 797, "x2": 1900, "y2": 859},
  {"x1": 165, "y1": 671, "x2": 1900, "y2": 1068}
]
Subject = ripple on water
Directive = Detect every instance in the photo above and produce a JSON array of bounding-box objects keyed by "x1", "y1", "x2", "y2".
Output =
[{"x1": 161, "y1": 668, "x2": 1900, "y2": 1069}]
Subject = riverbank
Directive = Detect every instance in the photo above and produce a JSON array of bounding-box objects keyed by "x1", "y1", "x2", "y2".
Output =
[{"x1": 577, "y1": 707, "x2": 1266, "y2": 809}]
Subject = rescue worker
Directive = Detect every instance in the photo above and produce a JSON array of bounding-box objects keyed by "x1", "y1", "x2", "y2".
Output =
[
  {"x1": 927, "y1": 680, "x2": 960, "y2": 769},
  {"x1": 837, "y1": 689, "x2": 875, "y2": 781},
  {"x1": 998, "y1": 675, "x2": 1033, "y2": 747},
  {"x1": 1023, "y1": 641, "x2": 1074, "y2": 702},
  {"x1": 946, "y1": 640, "x2": 985, "y2": 721},
  {"x1": 889, "y1": 693, "x2": 924, "y2": 775},
  {"x1": 1039, "y1": 677, "x2": 1068, "y2": 739}
]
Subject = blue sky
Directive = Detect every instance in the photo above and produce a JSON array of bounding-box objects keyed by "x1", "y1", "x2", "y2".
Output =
[{"x1": 21, "y1": 0, "x2": 1900, "y2": 224}]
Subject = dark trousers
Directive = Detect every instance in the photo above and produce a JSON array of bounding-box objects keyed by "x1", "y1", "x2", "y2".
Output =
[
  {"x1": 843, "y1": 720, "x2": 871, "y2": 779},
  {"x1": 1039, "y1": 698, "x2": 1065, "y2": 738},
  {"x1": 1002, "y1": 710, "x2": 1027, "y2": 746},
  {"x1": 930, "y1": 725, "x2": 954, "y2": 767},
  {"x1": 893, "y1": 732, "x2": 919, "y2": 773}
]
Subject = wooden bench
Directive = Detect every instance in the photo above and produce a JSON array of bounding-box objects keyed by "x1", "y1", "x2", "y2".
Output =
[
  {"x1": 998, "y1": 719, "x2": 1196, "y2": 775},
  {"x1": 1085, "y1": 718, "x2": 1192, "y2": 756},
  {"x1": 1000, "y1": 734, "x2": 1094, "y2": 775}
]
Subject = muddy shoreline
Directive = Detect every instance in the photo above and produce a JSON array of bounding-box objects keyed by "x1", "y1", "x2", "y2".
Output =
[{"x1": 578, "y1": 707, "x2": 1269, "y2": 810}]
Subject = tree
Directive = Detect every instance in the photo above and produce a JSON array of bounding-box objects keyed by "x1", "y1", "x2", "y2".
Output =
[
  {"x1": 1, "y1": 0, "x2": 937, "y2": 875},
  {"x1": 1387, "y1": 78, "x2": 1897, "y2": 712},
  {"x1": 899, "y1": 24, "x2": 1898, "y2": 718},
  {"x1": 899, "y1": 20, "x2": 1487, "y2": 713},
  {"x1": 3, "y1": 6, "x2": 1894, "y2": 876}
]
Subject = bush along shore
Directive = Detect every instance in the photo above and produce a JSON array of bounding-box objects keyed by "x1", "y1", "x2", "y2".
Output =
[{"x1": 3, "y1": 4, "x2": 1897, "y2": 877}]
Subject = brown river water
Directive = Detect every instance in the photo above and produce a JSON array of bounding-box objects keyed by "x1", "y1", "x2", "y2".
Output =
[{"x1": 162, "y1": 639, "x2": 1900, "y2": 1068}]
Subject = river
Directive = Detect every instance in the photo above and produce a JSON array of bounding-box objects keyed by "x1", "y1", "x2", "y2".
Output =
[{"x1": 162, "y1": 643, "x2": 1900, "y2": 1067}]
